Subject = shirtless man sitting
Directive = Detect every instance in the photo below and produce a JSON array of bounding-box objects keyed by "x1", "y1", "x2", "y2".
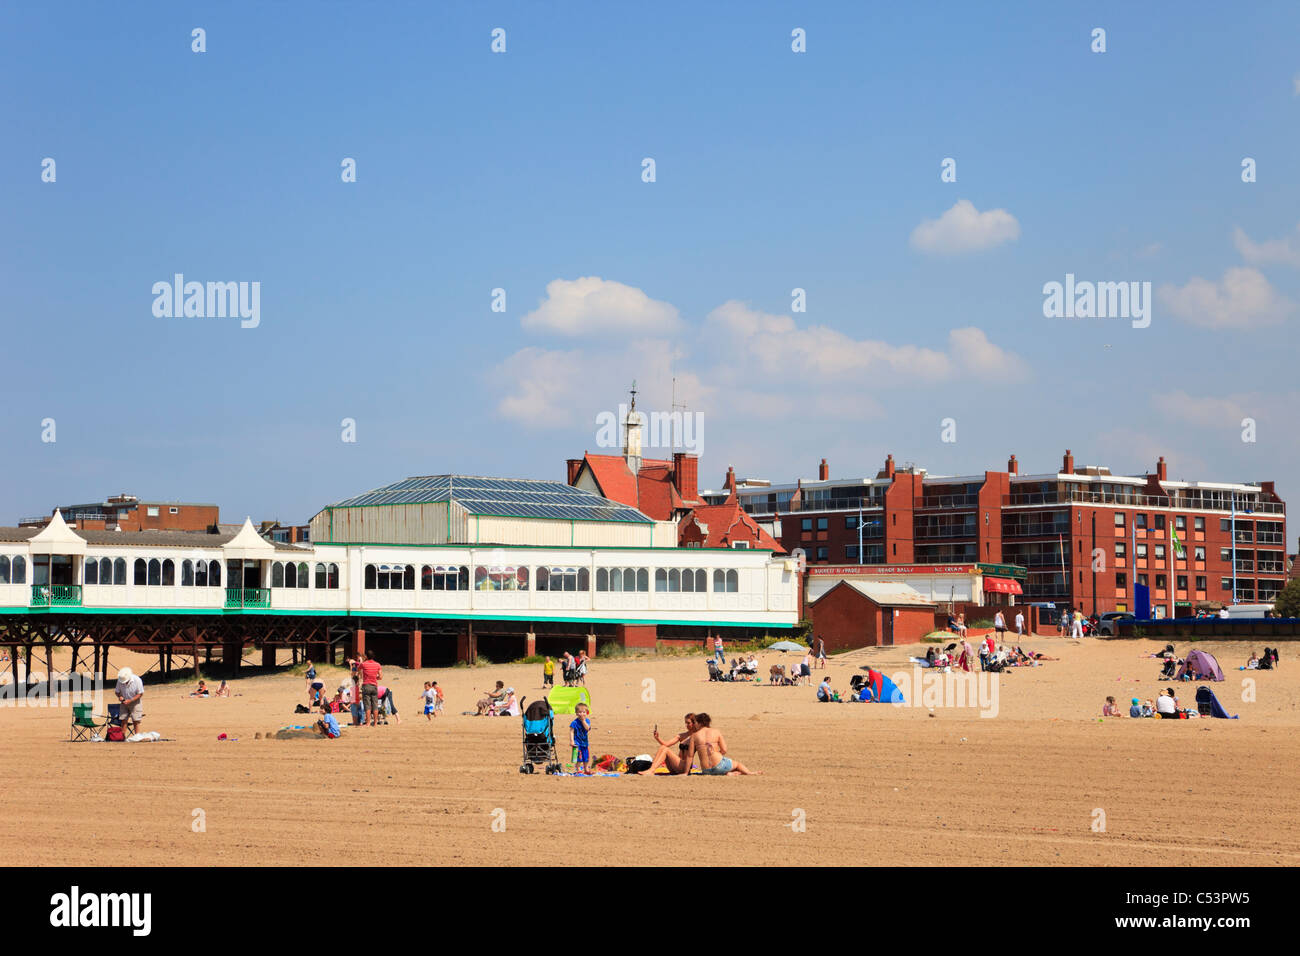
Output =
[
  {"x1": 680, "y1": 712, "x2": 759, "y2": 776},
  {"x1": 638, "y1": 713, "x2": 697, "y2": 775}
]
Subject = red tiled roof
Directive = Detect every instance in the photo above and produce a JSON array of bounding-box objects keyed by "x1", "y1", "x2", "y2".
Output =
[
  {"x1": 681, "y1": 501, "x2": 783, "y2": 551},
  {"x1": 578, "y1": 454, "x2": 695, "y2": 521}
]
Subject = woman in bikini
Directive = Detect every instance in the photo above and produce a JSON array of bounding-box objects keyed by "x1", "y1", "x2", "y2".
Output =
[
  {"x1": 681, "y1": 713, "x2": 758, "y2": 776},
  {"x1": 638, "y1": 713, "x2": 698, "y2": 775}
]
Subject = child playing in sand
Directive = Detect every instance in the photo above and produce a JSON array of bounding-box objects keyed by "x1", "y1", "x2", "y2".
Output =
[
  {"x1": 1102, "y1": 696, "x2": 1121, "y2": 717},
  {"x1": 570, "y1": 703, "x2": 591, "y2": 774},
  {"x1": 422, "y1": 682, "x2": 436, "y2": 720},
  {"x1": 314, "y1": 701, "x2": 342, "y2": 739},
  {"x1": 432, "y1": 681, "x2": 444, "y2": 716}
]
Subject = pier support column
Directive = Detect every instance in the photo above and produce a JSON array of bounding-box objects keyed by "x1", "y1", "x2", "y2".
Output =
[
  {"x1": 261, "y1": 644, "x2": 276, "y2": 669},
  {"x1": 586, "y1": 632, "x2": 597, "y2": 659},
  {"x1": 524, "y1": 630, "x2": 536, "y2": 658},
  {"x1": 408, "y1": 629, "x2": 422, "y2": 670},
  {"x1": 221, "y1": 639, "x2": 241, "y2": 671},
  {"x1": 456, "y1": 625, "x2": 476, "y2": 665},
  {"x1": 353, "y1": 628, "x2": 366, "y2": 660}
]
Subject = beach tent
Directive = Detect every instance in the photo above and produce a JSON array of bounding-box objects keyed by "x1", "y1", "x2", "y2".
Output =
[
  {"x1": 1175, "y1": 649, "x2": 1224, "y2": 682},
  {"x1": 1194, "y1": 686, "x2": 1237, "y2": 719},
  {"x1": 857, "y1": 670, "x2": 905, "y2": 704},
  {"x1": 547, "y1": 686, "x2": 591, "y2": 715}
]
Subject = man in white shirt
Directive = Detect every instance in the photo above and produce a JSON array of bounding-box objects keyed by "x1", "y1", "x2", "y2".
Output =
[
  {"x1": 1156, "y1": 689, "x2": 1178, "y2": 717},
  {"x1": 115, "y1": 667, "x2": 145, "y2": 735},
  {"x1": 1015, "y1": 611, "x2": 1025, "y2": 636}
]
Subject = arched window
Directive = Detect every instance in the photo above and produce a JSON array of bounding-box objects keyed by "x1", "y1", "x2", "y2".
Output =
[
  {"x1": 655, "y1": 569, "x2": 668, "y2": 592},
  {"x1": 668, "y1": 569, "x2": 681, "y2": 592},
  {"x1": 209, "y1": 562, "x2": 220, "y2": 587},
  {"x1": 316, "y1": 563, "x2": 327, "y2": 589},
  {"x1": 457, "y1": 566, "x2": 469, "y2": 590},
  {"x1": 713, "y1": 569, "x2": 725, "y2": 592},
  {"x1": 287, "y1": 562, "x2": 300, "y2": 588},
  {"x1": 0, "y1": 556, "x2": 10, "y2": 584},
  {"x1": 84, "y1": 560, "x2": 99, "y2": 585},
  {"x1": 475, "y1": 566, "x2": 490, "y2": 590},
  {"x1": 364, "y1": 564, "x2": 377, "y2": 589},
  {"x1": 328, "y1": 563, "x2": 340, "y2": 589},
  {"x1": 100, "y1": 558, "x2": 113, "y2": 583},
  {"x1": 181, "y1": 560, "x2": 194, "y2": 587},
  {"x1": 596, "y1": 568, "x2": 608, "y2": 591},
  {"x1": 535, "y1": 567, "x2": 549, "y2": 591},
  {"x1": 403, "y1": 565, "x2": 415, "y2": 591},
  {"x1": 577, "y1": 568, "x2": 589, "y2": 591},
  {"x1": 113, "y1": 558, "x2": 127, "y2": 585},
  {"x1": 636, "y1": 568, "x2": 649, "y2": 592},
  {"x1": 726, "y1": 569, "x2": 738, "y2": 593},
  {"x1": 682, "y1": 568, "x2": 695, "y2": 593},
  {"x1": 272, "y1": 562, "x2": 285, "y2": 588},
  {"x1": 517, "y1": 567, "x2": 530, "y2": 591},
  {"x1": 162, "y1": 559, "x2": 175, "y2": 586},
  {"x1": 695, "y1": 569, "x2": 707, "y2": 593},
  {"x1": 147, "y1": 559, "x2": 161, "y2": 586},
  {"x1": 12, "y1": 556, "x2": 25, "y2": 584},
  {"x1": 134, "y1": 558, "x2": 147, "y2": 586},
  {"x1": 297, "y1": 562, "x2": 309, "y2": 588},
  {"x1": 195, "y1": 559, "x2": 208, "y2": 587},
  {"x1": 610, "y1": 568, "x2": 623, "y2": 592}
]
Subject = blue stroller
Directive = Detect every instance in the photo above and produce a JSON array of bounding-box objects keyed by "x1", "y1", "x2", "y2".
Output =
[{"x1": 520, "y1": 698, "x2": 562, "y2": 774}]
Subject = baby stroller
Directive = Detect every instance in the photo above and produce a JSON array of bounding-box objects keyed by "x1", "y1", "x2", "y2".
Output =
[
  {"x1": 520, "y1": 698, "x2": 561, "y2": 774},
  {"x1": 707, "y1": 659, "x2": 732, "y2": 682},
  {"x1": 1159, "y1": 658, "x2": 1179, "y2": 680}
]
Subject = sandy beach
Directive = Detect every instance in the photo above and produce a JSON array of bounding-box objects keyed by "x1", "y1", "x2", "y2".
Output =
[{"x1": 0, "y1": 637, "x2": 1296, "y2": 867}]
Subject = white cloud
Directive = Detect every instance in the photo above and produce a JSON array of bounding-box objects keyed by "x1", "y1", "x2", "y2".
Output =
[
  {"x1": 1152, "y1": 390, "x2": 1252, "y2": 428},
  {"x1": 491, "y1": 347, "x2": 588, "y2": 427},
  {"x1": 909, "y1": 199, "x2": 1020, "y2": 254},
  {"x1": 520, "y1": 277, "x2": 679, "y2": 336},
  {"x1": 1232, "y1": 223, "x2": 1300, "y2": 269},
  {"x1": 1157, "y1": 267, "x2": 1294, "y2": 328}
]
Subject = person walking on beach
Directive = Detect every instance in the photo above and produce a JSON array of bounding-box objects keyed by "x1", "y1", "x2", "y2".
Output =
[
  {"x1": 358, "y1": 651, "x2": 382, "y2": 726},
  {"x1": 1071, "y1": 607, "x2": 1084, "y2": 639},
  {"x1": 815, "y1": 636, "x2": 827, "y2": 669},
  {"x1": 422, "y1": 682, "x2": 436, "y2": 721},
  {"x1": 713, "y1": 635, "x2": 725, "y2": 665},
  {"x1": 543, "y1": 656, "x2": 555, "y2": 688},
  {"x1": 1015, "y1": 610, "x2": 1025, "y2": 638},
  {"x1": 574, "y1": 650, "x2": 588, "y2": 685},
  {"x1": 681, "y1": 713, "x2": 758, "y2": 775},
  {"x1": 994, "y1": 610, "x2": 1006, "y2": 640},
  {"x1": 561, "y1": 651, "x2": 575, "y2": 686}
]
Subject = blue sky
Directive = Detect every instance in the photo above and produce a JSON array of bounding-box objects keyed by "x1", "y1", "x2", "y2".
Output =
[{"x1": 3, "y1": 1, "x2": 1298, "y2": 526}]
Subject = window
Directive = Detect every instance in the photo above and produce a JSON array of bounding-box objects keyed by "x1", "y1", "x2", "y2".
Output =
[
  {"x1": 209, "y1": 562, "x2": 220, "y2": 587},
  {"x1": 147, "y1": 506, "x2": 159, "y2": 517},
  {"x1": 181, "y1": 560, "x2": 193, "y2": 587},
  {"x1": 421, "y1": 566, "x2": 464, "y2": 590},
  {"x1": 1175, "y1": 515, "x2": 1186, "y2": 531},
  {"x1": 1195, "y1": 576, "x2": 1206, "y2": 591},
  {"x1": 317, "y1": 563, "x2": 329, "y2": 590},
  {"x1": 711, "y1": 569, "x2": 739, "y2": 593},
  {"x1": 0, "y1": 556, "x2": 9, "y2": 584},
  {"x1": 169, "y1": 507, "x2": 179, "y2": 515},
  {"x1": 1220, "y1": 519, "x2": 1231, "y2": 532},
  {"x1": 1136, "y1": 544, "x2": 1147, "y2": 559},
  {"x1": 1220, "y1": 548, "x2": 1232, "y2": 562},
  {"x1": 147, "y1": 559, "x2": 161, "y2": 586},
  {"x1": 816, "y1": 517, "x2": 828, "y2": 531},
  {"x1": 272, "y1": 563, "x2": 285, "y2": 588},
  {"x1": 1176, "y1": 575, "x2": 1188, "y2": 591},
  {"x1": 134, "y1": 558, "x2": 147, "y2": 586},
  {"x1": 732, "y1": 541, "x2": 750, "y2": 549},
  {"x1": 1115, "y1": 572, "x2": 1126, "y2": 589},
  {"x1": 1155, "y1": 574, "x2": 1166, "y2": 590},
  {"x1": 800, "y1": 518, "x2": 812, "y2": 532},
  {"x1": 1194, "y1": 517, "x2": 1204, "y2": 531},
  {"x1": 846, "y1": 545, "x2": 859, "y2": 560},
  {"x1": 816, "y1": 547, "x2": 828, "y2": 560},
  {"x1": 100, "y1": 557, "x2": 112, "y2": 583},
  {"x1": 12, "y1": 556, "x2": 25, "y2": 584},
  {"x1": 1221, "y1": 577, "x2": 1232, "y2": 592},
  {"x1": 1137, "y1": 574, "x2": 1148, "y2": 587},
  {"x1": 845, "y1": 516, "x2": 859, "y2": 530},
  {"x1": 1154, "y1": 545, "x2": 1165, "y2": 560},
  {"x1": 1194, "y1": 547, "x2": 1205, "y2": 562},
  {"x1": 366, "y1": 564, "x2": 412, "y2": 590},
  {"x1": 1135, "y1": 514, "x2": 1147, "y2": 529},
  {"x1": 194, "y1": 559, "x2": 208, "y2": 587},
  {"x1": 1154, "y1": 515, "x2": 1165, "y2": 530},
  {"x1": 1114, "y1": 512, "x2": 1125, "y2": 527},
  {"x1": 1115, "y1": 543, "x2": 1126, "y2": 558},
  {"x1": 84, "y1": 560, "x2": 98, "y2": 585}
]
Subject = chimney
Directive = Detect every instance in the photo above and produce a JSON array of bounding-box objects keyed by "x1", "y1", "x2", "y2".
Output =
[
  {"x1": 1156, "y1": 456, "x2": 1167, "y2": 482},
  {"x1": 723, "y1": 466, "x2": 737, "y2": 496},
  {"x1": 566, "y1": 458, "x2": 584, "y2": 486},
  {"x1": 818, "y1": 458, "x2": 829, "y2": 481},
  {"x1": 672, "y1": 452, "x2": 699, "y2": 502},
  {"x1": 1062, "y1": 449, "x2": 1074, "y2": 475},
  {"x1": 884, "y1": 454, "x2": 895, "y2": 479},
  {"x1": 1008, "y1": 454, "x2": 1018, "y2": 475}
]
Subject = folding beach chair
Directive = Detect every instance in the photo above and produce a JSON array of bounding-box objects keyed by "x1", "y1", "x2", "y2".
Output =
[{"x1": 70, "y1": 703, "x2": 108, "y2": 741}]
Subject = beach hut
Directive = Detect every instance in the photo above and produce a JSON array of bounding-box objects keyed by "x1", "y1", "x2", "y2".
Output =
[{"x1": 1175, "y1": 649, "x2": 1224, "y2": 682}]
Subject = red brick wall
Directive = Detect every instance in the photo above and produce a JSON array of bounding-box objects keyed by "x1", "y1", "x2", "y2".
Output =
[
  {"x1": 120, "y1": 504, "x2": 219, "y2": 532},
  {"x1": 810, "y1": 584, "x2": 933, "y2": 649}
]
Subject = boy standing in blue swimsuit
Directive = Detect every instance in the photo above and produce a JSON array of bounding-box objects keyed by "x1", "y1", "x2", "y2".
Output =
[{"x1": 569, "y1": 703, "x2": 591, "y2": 774}]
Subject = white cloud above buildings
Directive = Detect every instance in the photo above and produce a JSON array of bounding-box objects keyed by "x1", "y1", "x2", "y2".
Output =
[
  {"x1": 1157, "y1": 266, "x2": 1295, "y2": 328},
  {"x1": 520, "y1": 277, "x2": 680, "y2": 336},
  {"x1": 1232, "y1": 223, "x2": 1300, "y2": 269},
  {"x1": 909, "y1": 199, "x2": 1020, "y2": 254}
]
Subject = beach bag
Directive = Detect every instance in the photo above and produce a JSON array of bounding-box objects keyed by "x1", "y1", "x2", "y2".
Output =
[
  {"x1": 106, "y1": 725, "x2": 125, "y2": 742},
  {"x1": 626, "y1": 755, "x2": 653, "y2": 773},
  {"x1": 294, "y1": 704, "x2": 310, "y2": 714}
]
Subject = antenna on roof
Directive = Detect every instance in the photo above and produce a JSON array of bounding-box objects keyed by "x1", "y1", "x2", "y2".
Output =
[{"x1": 670, "y1": 376, "x2": 689, "y2": 457}]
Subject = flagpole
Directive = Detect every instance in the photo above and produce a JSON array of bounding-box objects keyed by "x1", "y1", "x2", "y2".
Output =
[{"x1": 1231, "y1": 493, "x2": 1237, "y2": 605}]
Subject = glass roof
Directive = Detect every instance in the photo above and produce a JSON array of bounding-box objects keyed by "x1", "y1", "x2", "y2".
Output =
[{"x1": 328, "y1": 475, "x2": 652, "y2": 523}]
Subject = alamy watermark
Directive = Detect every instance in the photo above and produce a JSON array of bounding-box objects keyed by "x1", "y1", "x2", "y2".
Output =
[
  {"x1": 1042, "y1": 273, "x2": 1150, "y2": 328},
  {"x1": 0, "y1": 671, "x2": 105, "y2": 710},
  {"x1": 152, "y1": 274, "x2": 260, "y2": 328},
  {"x1": 595, "y1": 403, "x2": 704, "y2": 456}
]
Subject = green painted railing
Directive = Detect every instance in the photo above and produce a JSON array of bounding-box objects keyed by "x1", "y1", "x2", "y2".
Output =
[
  {"x1": 224, "y1": 587, "x2": 271, "y2": 609},
  {"x1": 30, "y1": 585, "x2": 83, "y2": 607}
]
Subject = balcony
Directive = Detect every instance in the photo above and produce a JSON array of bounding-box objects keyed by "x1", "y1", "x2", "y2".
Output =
[
  {"x1": 225, "y1": 587, "x2": 271, "y2": 610},
  {"x1": 30, "y1": 585, "x2": 83, "y2": 608},
  {"x1": 918, "y1": 494, "x2": 979, "y2": 510},
  {"x1": 1003, "y1": 523, "x2": 1071, "y2": 538},
  {"x1": 741, "y1": 497, "x2": 883, "y2": 515},
  {"x1": 1004, "y1": 488, "x2": 1285, "y2": 515}
]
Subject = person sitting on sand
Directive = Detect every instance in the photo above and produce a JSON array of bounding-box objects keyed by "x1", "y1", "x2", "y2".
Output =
[
  {"x1": 681, "y1": 713, "x2": 758, "y2": 776},
  {"x1": 214, "y1": 680, "x2": 230, "y2": 698},
  {"x1": 1102, "y1": 696, "x2": 1121, "y2": 717},
  {"x1": 639, "y1": 714, "x2": 698, "y2": 775},
  {"x1": 1246, "y1": 651, "x2": 1259, "y2": 670},
  {"x1": 817, "y1": 675, "x2": 834, "y2": 702},
  {"x1": 1129, "y1": 697, "x2": 1147, "y2": 718},
  {"x1": 498, "y1": 687, "x2": 521, "y2": 717},
  {"x1": 190, "y1": 680, "x2": 209, "y2": 698},
  {"x1": 476, "y1": 681, "x2": 506, "y2": 716},
  {"x1": 314, "y1": 701, "x2": 341, "y2": 739},
  {"x1": 1156, "y1": 688, "x2": 1178, "y2": 718}
]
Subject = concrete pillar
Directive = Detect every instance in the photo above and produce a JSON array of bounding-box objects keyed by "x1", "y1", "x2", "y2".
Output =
[
  {"x1": 408, "y1": 629, "x2": 422, "y2": 670},
  {"x1": 525, "y1": 630, "x2": 536, "y2": 658},
  {"x1": 261, "y1": 644, "x2": 275, "y2": 668},
  {"x1": 353, "y1": 627, "x2": 366, "y2": 660},
  {"x1": 586, "y1": 632, "x2": 597, "y2": 659}
]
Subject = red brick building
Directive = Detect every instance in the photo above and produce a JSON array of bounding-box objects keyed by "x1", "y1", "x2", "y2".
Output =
[
  {"x1": 708, "y1": 451, "x2": 1287, "y2": 618},
  {"x1": 808, "y1": 580, "x2": 936, "y2": 648},
  {"x1": 19, "y1": 494, "x2": 219, "y2": 533}
]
